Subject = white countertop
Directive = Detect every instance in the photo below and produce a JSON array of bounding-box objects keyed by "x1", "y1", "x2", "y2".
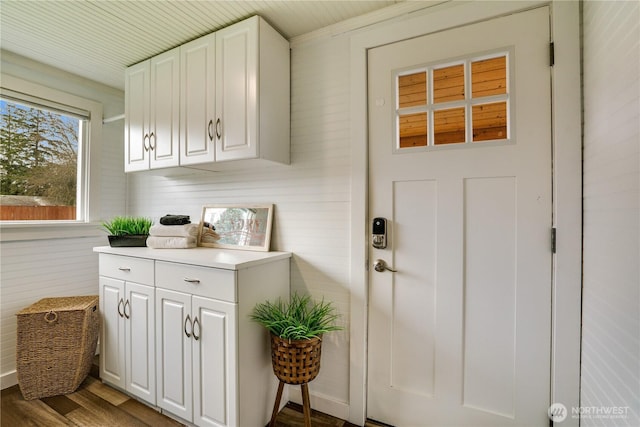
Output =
[{"x1": 93, "y1": 246, "x2": 291, "y2": 270}]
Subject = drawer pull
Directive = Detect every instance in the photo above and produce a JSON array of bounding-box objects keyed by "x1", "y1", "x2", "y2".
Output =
[
  {"x1": 184, "y1": 314, "x2": 193, "y2": 338},
  {"x1": 118, "y1": 267, "x2": 131, "y2": 272},
  {"x1": 183, "y1": 278, "x2": 201, "y2": 284}
]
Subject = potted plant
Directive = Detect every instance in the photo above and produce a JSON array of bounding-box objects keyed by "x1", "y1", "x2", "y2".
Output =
[
  {"x1": 101, "y1": 216, "x2": 153, "y2": 247},
  {"x1": 251, "y1": 293, "x2": 342, "y2": 427}
]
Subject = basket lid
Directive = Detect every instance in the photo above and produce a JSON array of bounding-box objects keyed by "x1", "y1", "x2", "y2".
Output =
[{"x1": 17, "y1": 296, "x2": 98, "y2": 315}]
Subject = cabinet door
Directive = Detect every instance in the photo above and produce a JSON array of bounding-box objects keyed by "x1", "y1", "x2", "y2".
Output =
[
  {"x1": 125, "y1": 282, "x2": 155, "y2": 404},
  {"x1": 125, "y1": 61, "x2": 150, "y2": 172},
  {"x1": 181, "y1": 33, "x2": 216, "y2": 165},
  {"x1": 156, "y1": 288, "x2": 193, "y2": 422},
  {"x1": 193, "y1": 296, "x2": 237, "y2": 427},
  {"x1": 149, "y1": 48, "x2": 180, "y2": 169},
  {"x1": 99, "y1": 276, "x2": 126, "y2": 389},
  {"x1": 215, "y1": 18, "x2": 258, "y2": 162}
]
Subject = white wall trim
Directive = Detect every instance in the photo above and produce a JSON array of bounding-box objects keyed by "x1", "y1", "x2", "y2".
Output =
[
  {"x1": 289, "y1": 1, "x2": 448, "y2": 48},
  {"x1": 348, "y1": 1, "x2": 582, "y2": 425},
  {"x1": 1, "y1": 370, "x2": 17, "y2": 389},
  {"x1": 549, "y1": 2, "x2": 583, "y2": 425},
  {"x1": 289, "y1": 386, "x2": 350, "y2": 421}
]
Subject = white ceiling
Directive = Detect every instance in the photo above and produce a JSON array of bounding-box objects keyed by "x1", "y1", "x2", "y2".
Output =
[{"x1": 1, "y1": 0, "x2": 402, "y2": 91}]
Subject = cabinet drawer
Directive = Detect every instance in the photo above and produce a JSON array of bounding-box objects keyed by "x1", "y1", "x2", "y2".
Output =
[
  {"x1": 99, "y1": 254, "x2": 154, "y2": 285},
  {"x1": 156, "y1": 261, "x2": 236, "y2": 302}
]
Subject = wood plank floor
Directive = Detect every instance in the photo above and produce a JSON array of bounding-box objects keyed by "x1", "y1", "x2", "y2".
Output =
[{"x1": 1, "y1": 362, "x2": 389, "y2": 427}]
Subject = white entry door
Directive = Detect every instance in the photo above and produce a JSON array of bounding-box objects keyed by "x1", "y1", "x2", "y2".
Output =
[{"x1": 367, "y1": 7, "x2": 552, "y2": 426}]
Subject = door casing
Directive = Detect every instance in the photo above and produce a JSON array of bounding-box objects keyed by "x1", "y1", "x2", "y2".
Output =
[{"x1": 347, "y1": 1, "x2": 582, "y2": 425}]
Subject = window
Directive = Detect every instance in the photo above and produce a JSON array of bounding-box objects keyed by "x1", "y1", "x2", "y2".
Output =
[
  {"x1": 395, "y1": 51, "x2": 511, "y2": 150},
  {"x1": 1, "y1": 97, "x2": 87, "y2": 220},
  {"x1": 0, "y1": 75, "x2": 102, "y2": 225}
]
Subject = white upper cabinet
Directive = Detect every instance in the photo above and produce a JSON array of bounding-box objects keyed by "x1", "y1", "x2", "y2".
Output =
[
  {"x1": 125, "y1": 16, "x2": 289, "y2": 172},
  {"x1": 125, "y1": 48, "x2": 180, "y2": 171},
  {"x1": 215, "y1": 16, "x2": 290, "y2": 165},
  {"x1": 180, "y1": 33, "x2": 216, "y2": 166},
  {"x1": 124, "y1": 62, "x2": 149, "y2": 171},
  {"x1": 215, "y1": 18, "x2": 258, "y2": 162}
]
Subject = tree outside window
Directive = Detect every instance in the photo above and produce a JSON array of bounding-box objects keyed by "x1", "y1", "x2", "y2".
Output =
[{"x1": 0, "y1": 99, "x2": 82, "y2": 220}]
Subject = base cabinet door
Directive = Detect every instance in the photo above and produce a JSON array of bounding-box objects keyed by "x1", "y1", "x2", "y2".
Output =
[
  {"x1": 156, "y1": 288, "x2": 193, "y2": 422},
  {"x1": 156, "y1": 289, "x2": 237, "y2": 426},
  {"x1": 99, "y1": 277, "x2": 155, "y2": 404},
  {"x1": 125, "y1": 282, "x2": 156, "y2": 403},
  {"x1": 99, "y1": 277, "x2": 126, "y2": 389},
  {"x1": 193, "y1": 296, "x2": 237, "y2": 427}
]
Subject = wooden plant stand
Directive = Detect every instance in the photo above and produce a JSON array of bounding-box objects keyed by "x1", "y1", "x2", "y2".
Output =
[{"x1": 268, "y1": 334, "x2": 322, "y2": 427}]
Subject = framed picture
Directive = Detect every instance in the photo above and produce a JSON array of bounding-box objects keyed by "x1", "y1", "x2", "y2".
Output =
[{"x1": 198, "y1": 204, "x2": 274, "y2": 252}]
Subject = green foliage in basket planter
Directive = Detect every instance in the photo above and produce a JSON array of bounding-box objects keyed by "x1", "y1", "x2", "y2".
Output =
[
  {"x1": 251, "y1": 293, "x2": 343, "y2": 340},
  {"x1": 101, "y1": 216, "x2": 153, "y2": 236}
]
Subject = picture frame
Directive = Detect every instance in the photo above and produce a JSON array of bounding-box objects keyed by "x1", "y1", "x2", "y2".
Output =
[{"x1": 198, "y1": 203, "x2": 274, "y2": 252}]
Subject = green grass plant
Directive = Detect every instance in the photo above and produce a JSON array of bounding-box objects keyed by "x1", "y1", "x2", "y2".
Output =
[
  {"x1": 101, "y1": 216, "x2": 153, "y2": 236},
  {"x1": 251, "y1": 293, "x2": 342, "y2": 340}
]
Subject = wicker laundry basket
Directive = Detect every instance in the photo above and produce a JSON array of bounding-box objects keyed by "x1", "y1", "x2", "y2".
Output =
[{"x1": 16, "y1": 296, "x2": 99, "y2": 400}]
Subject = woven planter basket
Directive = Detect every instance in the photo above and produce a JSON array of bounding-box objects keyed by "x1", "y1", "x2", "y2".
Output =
[
  {"x1": 16, "y1": 296, "x2": 100, "y2": 400},
  {"x1": 270, "y1": 333, "x2": 322, "y2": 385}
]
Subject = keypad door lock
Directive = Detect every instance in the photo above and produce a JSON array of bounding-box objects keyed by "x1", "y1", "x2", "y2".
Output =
[{"x1": 372, "y1": 217, "x2": 387, "y2": 249}]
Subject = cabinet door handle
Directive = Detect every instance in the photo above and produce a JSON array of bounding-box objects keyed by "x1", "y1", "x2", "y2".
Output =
[
  {"x1": 144, "y1": 134, "x2": 150, "y2": 151},
  {"x1": 149, "y1": 132, "x2": 155, "y2": 150},
  {"x1": 215, "y1": 118, "x2": 221, "y2": 139},
  {"x1": 193, "y1": 316, "x2": 201, "y2": 341},
  {"x1": 123, "y1": 299, "x2": 130, "y2": 319},
  {"x1": 184, "y1": 314, "x2": 192, "y2": 338},
  {"x1": 117, "y1": 298, "x2": 124, "y2": 318},
  {"x1": 183, "y1": 278, "x2": 200, "y2": 284},
  {"x1": 118, "y1": 267, "x2": 131, "y2": 272},
  {"x1": 208, "y1": 119, "x2": 214, "y2": 141}
]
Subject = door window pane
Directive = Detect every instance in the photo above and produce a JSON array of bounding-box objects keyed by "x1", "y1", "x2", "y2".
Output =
[
  {"x1": 433, "y1": 64, "x2": 464, "y2": 103},
  {"x1": 434, "y1": 107, "x2": 465, "y2": 145},
  {"x1": 398, "y1": 72, "x2": 427, "y2": 108},
  {"x1": 472, "y1": 56, "x2": 507, "y2": 98},
  {"x1": 399, "y1": 113, "x2": 428, "y2": 148},
  {"x1": 473, "y1": 102, "x2": 507, "y2": 142}
]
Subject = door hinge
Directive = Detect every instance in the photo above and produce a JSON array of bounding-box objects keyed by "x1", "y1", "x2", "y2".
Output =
[
  {"x1": 550, "y1": 42, "x2": 555, "y2": 66},
  {"x1": 551, "y1": 227, "x2": 557, "y2": 253}
]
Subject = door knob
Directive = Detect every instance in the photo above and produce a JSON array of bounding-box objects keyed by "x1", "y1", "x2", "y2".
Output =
[{"x1": 373, "y1": 259, "x2": 397, "y2": 273}]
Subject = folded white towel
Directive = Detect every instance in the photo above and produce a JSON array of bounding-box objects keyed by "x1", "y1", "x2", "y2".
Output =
[
  {"x1": 149, "y1": 223, "x2": 199, "y2": 238},
  {"x1": 147, "y1": 236, "x2": 197, "y2": 249}
]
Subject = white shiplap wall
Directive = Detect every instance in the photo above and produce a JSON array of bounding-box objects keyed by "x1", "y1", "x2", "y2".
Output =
[
  {"x1": 126, "y1": 36, "x2": 353, "y2": 411},
  {"x1": 0, "y1": 52, "x2": 126, "y2": 388},
  {"x1": 582, "y1": 1, "x2": 640, "y2": 425},
  {"x1": 0, "y1": 236, "x2": 105, "y2": 381}
]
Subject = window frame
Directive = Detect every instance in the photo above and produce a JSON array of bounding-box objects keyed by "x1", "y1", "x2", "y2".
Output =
[
  {"x1": 0, "y1": 74, "x2": 102, "y2": 241},
  {"x1": 393, "y1": 47, "x2": 514, "y2": 153}
]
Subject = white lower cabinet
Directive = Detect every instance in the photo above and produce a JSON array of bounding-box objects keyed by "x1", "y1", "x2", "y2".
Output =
[
  {"x1": 156, "y1": 289, "x2": 236, "y2": 426},
  {"x1": 95, "y1": 247, "x2": 290, "y2": 427},
  {"x1": 99, "y1": 256, "x2": 155, "y2": 404}
]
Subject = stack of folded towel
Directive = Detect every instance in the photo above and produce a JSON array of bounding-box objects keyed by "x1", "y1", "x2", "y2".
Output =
[{"x1": 147, "y1": 215, "x2": 198, "y2": 249}]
